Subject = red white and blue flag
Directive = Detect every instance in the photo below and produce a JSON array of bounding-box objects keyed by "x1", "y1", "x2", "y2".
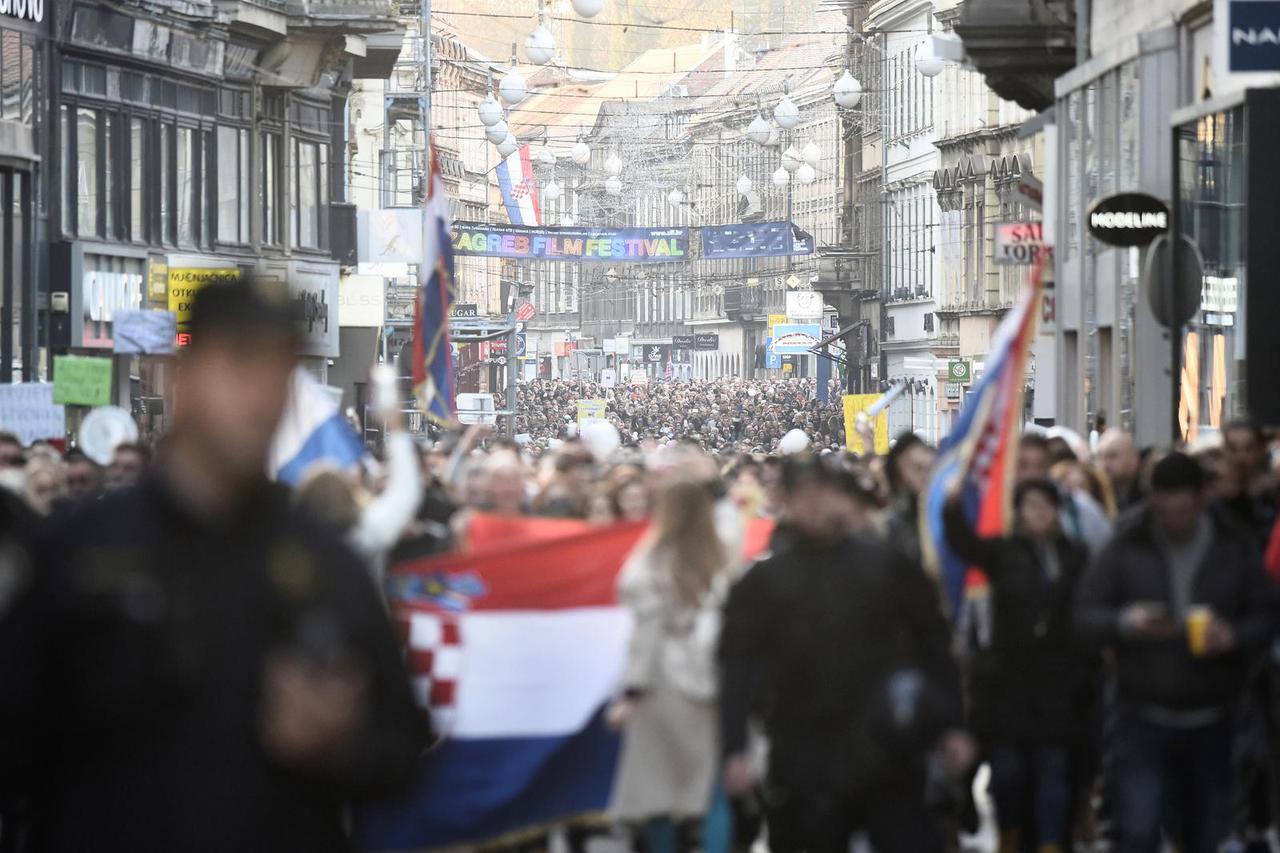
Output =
[
  {"x1": 496, "y1": 145, "x2": 542, "y2": 227},
  {"x1": 412, "y1": 139, "x2": 457, "y2": 422},
  {"x1": 921, "y1": 260, "x2": 1044, "y2": 618}
]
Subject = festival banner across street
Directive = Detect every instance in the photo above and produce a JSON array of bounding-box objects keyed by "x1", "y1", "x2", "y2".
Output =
[
  {"x1": 452, "y1": 223, "x2": 689, "y2": 263},
  {"x1": 701, "y1": 221, "x2": 815, "y2": 259}
]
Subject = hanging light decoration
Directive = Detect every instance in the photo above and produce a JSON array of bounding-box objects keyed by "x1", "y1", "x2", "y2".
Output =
[
  {"x1": 765, "y1": 123, "x2": 781, "y2": 147},
  {"x1": 484, "y1": 117, "x2": 509, "y2": 144},
  {"x1": 781, "y1": 145, "x2": 802, "y2": 173},
  {"x1": 571, "y1": 137, "x2": 591, "y2": 165},
  {"x1": 571, "y1": 0, "x2": 604, "y2": 18},
  {"x1": 604, "y1": 151, "x2": 623, "y2": 176},
  {"x1": 802, "y1": 140, "x2": 822, "y2": 167},
  {"x1": 498, "y1": 45, "x2": 527, "y2": 106},
  {"x1": 915, "y1": 38, "x2": 945, "y2": 78},
  {"x1": 524, "y1": 3, "x2": 555, "y2": 65},
  {"x1": 668, "y1": 186, "x2": 684, "y2": 207},
  {"x1": 605, "y1": 175, "x2": 623, "y2": 195},
  {"x1": 747, "y1": 112, "x2": 772, "y2": 146},
  {"x1": 736, "y1": 174, "x2": 753, "y2": 195},
  {"x1": 796, "y1": 163, "x2": 816, "y2": 185},
  {"x1": 536, "y1": 143, "x2": 556, "y2": 167},
  {"x1": 497, "y1": 132, "x2": 519, "y2": 158},
  {"x1": 773, "y1": 90, "x2": 800, "y2": 130},
  {"x1": 478, "y1": 93, "x2": 504, "y2": 127},
  {"x1": 544, "y1": 179, "x2": 562, "y2": 201},
  {"x1": 772, "y1": 167, "x2": 790, "y2": 187},
  {"x1": 833, "y1": 70, "x2": 862, "y2": 108}
]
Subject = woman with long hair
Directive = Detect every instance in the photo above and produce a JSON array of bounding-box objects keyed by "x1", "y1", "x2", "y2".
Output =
[{"x1": 607, "y1": 478, "x2": 734, "y2": 853}]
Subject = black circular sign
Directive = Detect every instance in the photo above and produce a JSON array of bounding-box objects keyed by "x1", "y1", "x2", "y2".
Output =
[{"x1": 1087, "y1": 193, "x2": 1170, "y2": 247}]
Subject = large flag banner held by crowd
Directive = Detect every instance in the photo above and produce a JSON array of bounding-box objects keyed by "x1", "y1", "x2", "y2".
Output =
[
  {"x1": 920, "y1": 260, "x2": 1045, "y2": 617},
  {"x1": 413, "y1": 138, "x2": 458, "y2": 422}
]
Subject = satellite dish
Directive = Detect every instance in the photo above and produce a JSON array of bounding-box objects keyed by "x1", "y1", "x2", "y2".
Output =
[{"x1": 78, "y1": 406, "x2": 139, "y2": 466}]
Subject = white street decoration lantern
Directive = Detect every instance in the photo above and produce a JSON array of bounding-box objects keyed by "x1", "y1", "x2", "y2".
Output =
[
  {"x1": 772, "y1": 167, "x2": 790, "y2": 187},
  {"x1": 604, "y1": 152, "x2": 623, "y2": 176},
  {"x1": 796, "y1": 163, "x2": 816, "y2": 185},
  {"x1": 833, "y1": 70, "x2": 862, "y2": 108},
  {"x1": 668, "y1": 187, "x2": 684, "y2": 207},
  {"x1": 802, "y1": 139, "x2": 821, "y2": 167},
  {"x1": 571, "y1": 139, "x2": 591, "y2": 165},
  {"x1": 915, "y1": 40, "x2": 944, "y2": 78},
  {"x1": 747, "y1": 113, "x2": 772, "y2": 146},
  {"x1": 536, "y1": 144, "x2": 556, "y2": 167},
  {"x1": 736, "y1": 174, "x2": 753, "y2": 195},
  {"x1": 524, "y1": 24, "x2": 555, "y2": 65},
  {"x1": 497, "y1": 132, "x2": 519, "y2": 157},
  {"x1": 765, "y1": 123, "x2": 781, "y2": 147},
  {"x1": 484, "y1": 118, "x2": 509, "y2": 144},
  {"x1": 605, "y1": 176, "x2": 622, "y2": 195},
  {"x1": 781, "y1": 145, "x2": 802, "y2": 173},
  {"x1": 571, "y1": 0, "x2": 604, "y2": 17},
  {"x1": 499, "y1": 47, "x2": 527, "y2": 106},
  {"x1": 544, "y1": 180, "x2": 562, "y2": 201},
  {"x1": 478, "y1": 94, "x2": 504, "y2": 127},
  {"x1": 773, "y1": 94, "x2": 800, "y2": 130}
]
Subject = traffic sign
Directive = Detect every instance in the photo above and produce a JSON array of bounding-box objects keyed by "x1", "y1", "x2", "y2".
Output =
[
  {"x1": 515, "y1": 332, "x2": 527, "y2": 358},
  {"x1": 515, "y1": 302, "x2": 537, "y2": 322}
]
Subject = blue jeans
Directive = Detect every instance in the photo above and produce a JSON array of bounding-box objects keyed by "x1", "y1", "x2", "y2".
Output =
[
  {"x1": 1111, "y1": 710, "x2": 1233, "y2": 853},
  {"x1": 641, "y1": 784, "x2": 732, "y2": 853},
  {"x1": 988, "y1": 744, "x2": 1072, "y2": 846}
]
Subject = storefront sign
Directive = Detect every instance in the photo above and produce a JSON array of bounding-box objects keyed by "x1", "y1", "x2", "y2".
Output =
[
  {"x1": 0, "y1": 0, "x2": 45, "y2": 24},
  {"x1": 451, "y1": 303, "x2": 479, "y2": 319},
  {"x1": 643, "y1": 344, "x2": 670, "y2": 363},
  {"x1": 785, "y1": 290, "x2": 824, "y2": 320},
  {"x1": 53, "y1": 356, "x2": 112, "y2": 407},
  {"x1": 995, "y1": 222, "x2": 1053, "y2": 265},
  {"x1": 767, "y1": 314, "x2": 787, "y2": 337},
  {"x1": 1229, "y1": 0, "x2": 1280, "y2": 71},
  {"x1": 339, "y1": 274, "x2": 386, "y2": 328},
  {"x1": 0, "y1": 383, "x2": 64, "y2": 445},
  {"x1": 168, "y1": 267, "x2": 242, "y2": 331},
  {"x1": 947, "y1": 359, "x2": 972, "y2": 384},
  {"x1": 694, "y1": 333, "x2": 719, "y2": 351},
  {"x1": 672, "y1": 335, "x2": 695, "y2": 349},
  {"x1": 769, "y1": 323, "x2": 822, "y2": 355},
  {"x1": 700, "y1": 222, "x2": 814, "y2": 259},
  {"x1": 453, "y1": 223, "x2": 689, "y2": 263},
  {"x1": 113, "y1": 310, "x2": 177, "y2": 355},
  {"x1": 80, "y1": 269, "x2": 144, "y2": 348},
  {"x1": 1087, "y1": 193, "x2": 1170, "y2": 247}
]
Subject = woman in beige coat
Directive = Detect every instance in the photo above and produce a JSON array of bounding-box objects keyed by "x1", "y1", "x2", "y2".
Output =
[{"x1": 606, "y1": 479, "x2": 733, "y2": 853}]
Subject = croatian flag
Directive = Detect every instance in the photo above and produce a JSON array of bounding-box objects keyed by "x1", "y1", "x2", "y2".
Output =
[
  {"x1": 268, "y1": 367, "x2": 366, "y2": 485},
  {"x1": 497, "y1": 145, "x2": 542, "y2": 227},
  {"x1": 920, "y1": 259, "x2": 1045, "y2": 617},
  {"x1": 355, "y1": 520, "x2": 645, "y2": 849}
]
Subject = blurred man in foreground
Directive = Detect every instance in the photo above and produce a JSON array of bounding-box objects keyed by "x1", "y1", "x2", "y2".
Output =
[
  {"x1": 1076, "y1": 453, "x2": 1270, "y2": 853},
  {"x1": 0, "y1": 279, "x2": 427, "y2": 853}
]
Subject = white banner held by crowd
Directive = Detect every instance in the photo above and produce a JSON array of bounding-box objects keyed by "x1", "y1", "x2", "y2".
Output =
[{"x1": 0, "y1": 383, "x2": 66, "y2": 446}]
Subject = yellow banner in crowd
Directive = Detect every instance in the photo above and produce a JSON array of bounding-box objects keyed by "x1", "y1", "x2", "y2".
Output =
[{"x1": 842, "y1": 393, "x2": 889, "y2": 455}]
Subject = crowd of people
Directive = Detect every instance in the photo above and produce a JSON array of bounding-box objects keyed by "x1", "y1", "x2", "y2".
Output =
[
  {"x1": 512, "y1": 377, "x2": 847, "y2": 454},
  {"x1": 2, "y1": 277, "x2": 1280, "y2": 853}
]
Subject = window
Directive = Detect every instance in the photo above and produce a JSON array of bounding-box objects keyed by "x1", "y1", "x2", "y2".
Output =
[
  {"x1": 296, "y1": 139, "x2": 318, "y2": 249},
  {"x1": 103, "y1": 113, "x2": 115, "y2": 238},
  {"x1": 176, "y1": 127, "x2": 195, "y2": 245},
  {"x1": 216, "y1": 126, "x2": 248, "y2": 243},
  {"x1": 159, "y1": 122, "x2": 172, "y2": 243},
  {"x1": 129, "y1": 118, "x2": 144, "y2": 241},
  {"x1": 76, "y1": 107, "x2": 98, "y2": 236},
  {"x1": 1, "y1": 30, "x2": 19, "y2": 121},
  {"x1": 261, "y1": 131, "x2": 280, "y2": 246},
  {"x1": 61, "y1": 105, "x2": 72, "y2": 234}
]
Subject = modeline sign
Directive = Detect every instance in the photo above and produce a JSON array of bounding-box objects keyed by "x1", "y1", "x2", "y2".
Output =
[{"x1": 452, "y1": 223, "x2": 689, "y2": 263}]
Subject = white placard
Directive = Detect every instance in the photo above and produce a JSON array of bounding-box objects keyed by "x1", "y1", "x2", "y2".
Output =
[
  {"x1": 113, "y1": 310, "x2": 177, "y2": 355},
  {"x1": 786, "y1": 290, "x2": 824, "y2": 320},
  {"x1": 0, "y1": 383, "x2": 66, "y2": 446}
]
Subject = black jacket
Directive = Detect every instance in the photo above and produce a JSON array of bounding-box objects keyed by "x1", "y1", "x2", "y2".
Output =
[
  {"x1": 719, "y1": 527, "x2": 961, "y2": 790},
  {"x1": 943, "y1": 502, "x2": 1096, "y2": 745},
  {"x1": 0, "y1": 473, "x2": 428, "y2": 853},
  {"x1": 1075, "y1": 506, "x2": 1272, "y2": 713}
]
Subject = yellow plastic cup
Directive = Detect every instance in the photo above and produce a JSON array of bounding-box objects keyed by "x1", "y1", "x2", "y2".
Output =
[{"x1": 1187, "y1": 606, "x2": 1213, "y2": 657}]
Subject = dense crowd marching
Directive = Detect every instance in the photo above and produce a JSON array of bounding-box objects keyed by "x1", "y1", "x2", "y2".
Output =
[{"x1": 3, "y1": 279, "x2": 1280, "y2": 853}]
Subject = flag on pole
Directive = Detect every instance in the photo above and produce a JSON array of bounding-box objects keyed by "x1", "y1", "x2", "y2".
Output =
[
  {"x1": 413, "y1": 139, "x2": 457, "y2": 422},
  {"x1": 268, "y1": 367, "x2": 366, "y2": 485},
  {"x1": 920, "y1": 261, "x2": 1045, "y2": 617},
  {"x1": 496, "y1": 145, "x2": 542, "y2": 227},
  {"x1": 664, "y1": 347, "x2": 674, "y2": 381}
]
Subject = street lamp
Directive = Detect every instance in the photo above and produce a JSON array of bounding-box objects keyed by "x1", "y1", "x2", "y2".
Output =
[
  {"x1": 498, "y1": 45, "x2": 527, "y2": 106},
  {"x1": 796, "y1": 163, "x2": 816, "y2": 185},
  {"x1": 544, "y1": 179, "x2": 562, "y2": 201},
  {"x1": 668, "y1": 186, "x2": 684, "y2": 207},
  {"x1": 571, "y1": 137, "x2": 591, "y2": 165},
  {"x1": 747, "y1": 112, "x2": 772, "y2": 146},
  {"x1": 781, "y1": 145, "x2": 802, "y2": 173},
  {"x1": 774, "y1": 92, "x2": 800, "y2": 130},
  {"x1": 524, "y1": 2, "x2": 555, "y2": 65},
  {"x1": 478, "y1": 93, "x2": 503, "y2": 127},
  {"x1": 736, "y1": 174, "x2": 753, "y2": 195},
  {"x1": 604, "y1": 151, "x2": 623, "y2": 176},
  {"x1": 497, "y1": 132, "x2": 519, "y2": 157},
  {"x1": 605, "y1": 175, "x2": 622, "y2": 195},
  {"x1": 802, "y1": 140, "x2": 821, "y2": 167},
  {"x1": 915, "y1": 39, "x2": 945, "y2": 78},
  {"x1": 572, "y1": 0, "x2": 604, "y2": 17},
  {"x1": 833, "y1": 69, "x2": 863, "y2": 108},
  {"x1": 772, "y1": 167, "x2": 790, "y2": 187}
]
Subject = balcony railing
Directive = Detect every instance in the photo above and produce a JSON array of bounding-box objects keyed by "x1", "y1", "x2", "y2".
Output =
[{"x1": 288, "y1": 0, "x2": 395, "y2": 19}]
